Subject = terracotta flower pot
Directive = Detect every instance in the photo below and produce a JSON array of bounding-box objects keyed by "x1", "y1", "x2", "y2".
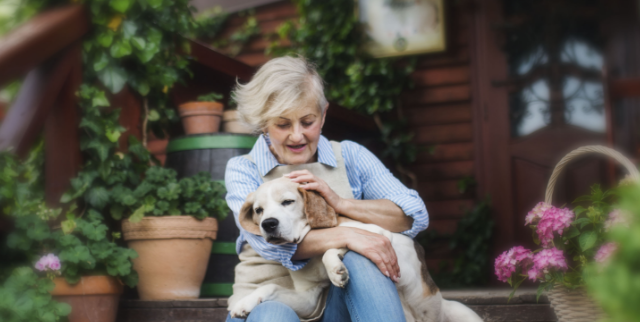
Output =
[
  {"x1": 122, "y1": 216, "x2": 218, "y2": 300},
  {"x1": 221, "y1": 110, "x2": 254, "y2": 134},
  {"x1": 51, "y1": 275, "x2": 123, "y2": 322},
  {"x1": 178, "y1": 101, "x2": 223, "y2": 134}
]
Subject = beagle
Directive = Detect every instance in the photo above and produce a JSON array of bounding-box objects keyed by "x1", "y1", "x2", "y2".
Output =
[{"x1": 231, "y1": 177, "x2": 483, "y2": 322}]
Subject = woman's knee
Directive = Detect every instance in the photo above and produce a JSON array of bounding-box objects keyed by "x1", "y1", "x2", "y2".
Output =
[
  {"x1": 342, "y1": 251, "x2": 384, "y2": 276},
  {"x1": 246, "y1": 301, "x2": 300, "y2": 322}
]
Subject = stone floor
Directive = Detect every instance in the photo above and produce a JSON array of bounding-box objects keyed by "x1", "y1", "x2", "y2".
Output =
[{"x1": 117, "y1": 288, "x2": 557, "y2": 322}]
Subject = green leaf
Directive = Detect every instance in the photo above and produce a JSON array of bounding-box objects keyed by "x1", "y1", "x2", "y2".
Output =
[
  {"x1": 110, "y1": 40, "x2": 132, "y2": 58},
  {"x1": 86, "y1": 187, "x2": 109, "y2": 209},
  {"x1": 129, "y1": 205, "x2": 146, "y2": 223},
  {"x1": 109, "y1": 0, "x2": 132, "y2": 13},
  {"x1": 573, "y1": 217, "x2": 592, "y2": 229},
  {"x1": 131, "y1": 37, "x2": 146, "y2": 50},
  {"x1": 91, "y1": 91, "x2": 110, "y2": 108},
  {"x1": 105, "y1": 128, "x2": 121, "y2": 143},
  {"x1": 563, "y1": 226, "x2": 580, "y2": 239},
  {"x1": 146, "y1": 0, "x2": 163, "y2": 9},
  {"x1": 97, "y1": 31, "x2": 114, "y2": 47},
  {"x1": 148, "y1": 109, "x2": 160, "y2": 121},
  {"x1": 61, "y1": 219, "x2": 76, "y2": 235},
  {"x1": 579, "y1": 231, "x2": 598, "y2": 251},
  {"x1": 136, "y1": 42, "x2": 159, "y2": 63},
  {"x1": 93, "y1": 53, "x2": 109, "y2": 72},
  {"x1": 122, "y1": 21, "x2": 138, "y2": 38},
  {"x1": 135, "y1": 81, "x2": 150, "y2": 96},
  {"x1": 98, "y1": 67, "x2": 127, "y2": 93}
]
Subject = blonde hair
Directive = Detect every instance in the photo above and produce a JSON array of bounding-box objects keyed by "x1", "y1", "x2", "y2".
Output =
[{"x1": 232, "y1": 56, "x2": 328, "y2": 133}]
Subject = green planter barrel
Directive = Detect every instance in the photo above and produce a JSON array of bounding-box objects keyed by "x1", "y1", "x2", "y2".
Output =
[{"x1": 165, "y1": 133, "x2": 257, "y2": 297}]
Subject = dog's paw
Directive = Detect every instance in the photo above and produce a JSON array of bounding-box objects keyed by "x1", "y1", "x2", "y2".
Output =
[
  {"x1": 230, "y1": 295, "x2": 262, "y2": 319},
  {"x1": 328, "y1": 263, "x2": 349, "y2": 288}
]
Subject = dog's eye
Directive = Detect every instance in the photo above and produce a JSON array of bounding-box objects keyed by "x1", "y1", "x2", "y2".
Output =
[
  {"x1": 255, "y1": 207, "x2": 263, "y2": 214},
  {"x1": 281, "y1": 200, "x2": 294, "y2": 206}
]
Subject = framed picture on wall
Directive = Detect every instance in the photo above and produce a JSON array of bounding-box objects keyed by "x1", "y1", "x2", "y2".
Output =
[{"x1": 356, "y1": 0, "x2": 447, "y2": 58}]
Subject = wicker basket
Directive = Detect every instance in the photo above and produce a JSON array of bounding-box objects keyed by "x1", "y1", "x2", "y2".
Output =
[{"x1": 543, "y1": 145, "x2": 640, "y2": 322}]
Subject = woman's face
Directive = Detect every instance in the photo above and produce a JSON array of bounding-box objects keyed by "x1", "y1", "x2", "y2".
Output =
[{"x1": 265, "y1": 101, "x2": 326, "y2": 165}]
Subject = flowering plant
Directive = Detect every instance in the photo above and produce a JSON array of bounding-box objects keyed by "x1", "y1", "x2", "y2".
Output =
[{"x1": 495, "y1": 185, "x2": 619, "y2": 299}]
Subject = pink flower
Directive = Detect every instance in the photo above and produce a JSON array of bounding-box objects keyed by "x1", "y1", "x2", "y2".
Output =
[
  {"x1": 527, "y1": 248, "x2": 568, "y2": 281},
  {"x1": 594, "y1": 242, "x2": 617, "y2": 263},
  {"x1": 494, "y1": 246, "x2": 533, "y2": 283},
  {"x1": 604, "y1": 210, "x2": 629, "y2": 231},
  {"x1": 536, "y1": 206, "x2": 574, "y2": 247},
  {"x1": 525, "y1": 202, "x2": 552, "y2": 225},
  {"x1": 34, "y1": 254, "x2": 61, "y2": 272}
]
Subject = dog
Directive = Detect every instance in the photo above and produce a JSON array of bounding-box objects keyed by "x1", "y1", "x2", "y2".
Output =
[{"x1": 231, "y1": 177, "x2": 483, "y2": 322}]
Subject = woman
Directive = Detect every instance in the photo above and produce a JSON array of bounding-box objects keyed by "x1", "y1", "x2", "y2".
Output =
[{"x1": 225, "y1": 56, "x2": 429, "y2": 322}]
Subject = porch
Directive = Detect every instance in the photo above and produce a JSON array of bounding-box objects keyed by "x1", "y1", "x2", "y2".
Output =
[{"x1": 117, "y1": 289, "x2": 556, "y2": 322}]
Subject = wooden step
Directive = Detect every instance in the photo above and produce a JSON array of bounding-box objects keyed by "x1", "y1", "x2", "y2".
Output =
[{"x1": 117, "y1": 288, "x2": 557, "y2": 322}]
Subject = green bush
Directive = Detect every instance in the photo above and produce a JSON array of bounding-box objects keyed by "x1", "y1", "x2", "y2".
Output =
[
  {"x1": 0, "y1": 267, "x2": 71, "y2": 322},
  {"x1": 585, "y1": 183, "x2": 640, "y2": 322}
]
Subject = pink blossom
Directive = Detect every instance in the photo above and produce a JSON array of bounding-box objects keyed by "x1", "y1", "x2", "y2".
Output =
[
  {"x1": 494, "y1": 246, "x2": 533, "y2": 282},
  {"x1": 34, "y1": 254, "x2": 61, "y2": 272},
  {"x1": 527, "y1": 248, "x2": 568, "y2": 281},
  {"x1": 594, "y1": 242, "x2": 618, "y2": 263},
  {"x1": 525, "y1": 202, "x2": 552, "y2": 225},
  {"x1": 536, "y1": 206, "x2": 574, "y2": 247},
  {"x1": 604, "y1": 210, "x2": 629, "y2": 231}
]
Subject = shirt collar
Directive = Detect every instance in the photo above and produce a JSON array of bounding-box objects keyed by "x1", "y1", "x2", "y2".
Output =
[{"x1": 249, "y1": 134, "x2": 337, "y2": 176}]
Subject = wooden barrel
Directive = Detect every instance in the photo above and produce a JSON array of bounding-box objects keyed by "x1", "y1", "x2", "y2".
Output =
[{"x1": 165, "y1": 133, "x2": 258, "y2": 297}]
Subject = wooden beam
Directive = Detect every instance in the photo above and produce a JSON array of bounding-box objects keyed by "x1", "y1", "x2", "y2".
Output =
[
  {"x1": 0, "y1": 5, "x2": 89, "y2": 88},
  {"x1": 185, "y1": 38, "x2": 256, "y2": 82},
  {"x1": 44, "y1": 58, "x2": 82, "y2": 207},
  {"x1": 0, "y1": 43, "x2": 80, "y2": 157},
  {"x1": 609, "y1": 78, "x2": 640, "y2": 98}
]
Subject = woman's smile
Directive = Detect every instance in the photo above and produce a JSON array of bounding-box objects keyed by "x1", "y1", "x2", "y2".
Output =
[{"x1": 287, "y1": 144, "x2": 307, "y2": 152}]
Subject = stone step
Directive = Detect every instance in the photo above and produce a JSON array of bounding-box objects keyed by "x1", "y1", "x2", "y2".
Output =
[{"x1": 117, "y1": 288, "x2": 557, "y2": 322}]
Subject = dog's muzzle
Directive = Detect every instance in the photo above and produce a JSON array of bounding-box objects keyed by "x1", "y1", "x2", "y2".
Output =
[{"x1": 261, "y1": 218, "x2": 279, "y2": 233}]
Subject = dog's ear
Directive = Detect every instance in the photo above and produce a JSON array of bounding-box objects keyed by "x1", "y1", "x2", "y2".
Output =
[
  {"x1": 239, "y1": 192, "x2": 261, "y2": 235},
  {"x1": 298, "y1": 188, "x2": 338, "y2": 229}
]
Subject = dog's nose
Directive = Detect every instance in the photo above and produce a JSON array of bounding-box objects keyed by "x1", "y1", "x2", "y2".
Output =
[{"x1": 261, "y1": 218, "x2": 279, "y2": 233}]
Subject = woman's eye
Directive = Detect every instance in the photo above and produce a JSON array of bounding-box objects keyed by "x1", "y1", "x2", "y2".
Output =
[
  {"x1": 276, "y1": 123, "x2": 290, "y2": 129},
  {"x1": 281, "y1": 200, "x2": 294, "y2": 206},
  {"x1": 301, "y1": 121, "x2": 313, "y2": 127},
  {"x1": 255, "y1": 207, "x2": 263, "y2": 214}
]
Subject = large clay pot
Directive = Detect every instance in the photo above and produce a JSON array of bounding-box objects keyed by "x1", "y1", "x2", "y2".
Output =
[
  {"x1": 121, "y1": 216, "x2": 218, "y2": 300},
  {"x1": 221, "y1": 110, "x2": 254, "y2": 134},
  {"x1": 178, "y1": 101, "x2": 223, "y2": 134},
  {"x1": 51, "y1": 275, "x2": 123, "y2": 322}
]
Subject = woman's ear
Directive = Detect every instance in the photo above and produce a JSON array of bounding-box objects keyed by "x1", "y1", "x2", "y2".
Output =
[
  {"x1": 239, "y1": 192, "x2": 261, "y2": 235},
  {"x1": 321, "y1": 103, "x2": 328, "y2": 128},
  {"x1": 297, "y1": 187, "x2": 338, "y2": 229}
]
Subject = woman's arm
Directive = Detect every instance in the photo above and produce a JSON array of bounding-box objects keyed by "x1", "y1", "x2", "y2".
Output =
[
  {"x1": 333, "y1": 199, "x2": 413, "y2": 233},
  {"x1": 292, "y1": 226, "x2": 401, "y2": 282}
]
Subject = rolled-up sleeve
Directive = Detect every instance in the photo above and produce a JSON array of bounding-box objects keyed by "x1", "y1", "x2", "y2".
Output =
[
  {"x1": 342, "y1": 141, "x2": 429, "y2": 238},
  {"x1": 225, "y1": 156, "x2": 309, "y2": 270}
]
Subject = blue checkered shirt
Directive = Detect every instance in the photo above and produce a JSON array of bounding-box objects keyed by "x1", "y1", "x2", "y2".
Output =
[{"x1": 225, "y1": 134, "x2": 429, "y2": 271}]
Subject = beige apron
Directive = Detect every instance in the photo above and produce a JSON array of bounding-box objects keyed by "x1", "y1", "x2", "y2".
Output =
[{"x1": 228, "y1": 141, "x2": 354, "y2": 321}]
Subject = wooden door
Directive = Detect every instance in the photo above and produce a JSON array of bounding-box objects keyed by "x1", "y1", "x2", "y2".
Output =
[{"x1": 472, "y1": 0, "x2": 611, "y2": 252}]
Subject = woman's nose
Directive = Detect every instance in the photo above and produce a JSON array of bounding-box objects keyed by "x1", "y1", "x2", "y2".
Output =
[{"x1": 289, "y1": 125, "x2": 303, "y2": 142}]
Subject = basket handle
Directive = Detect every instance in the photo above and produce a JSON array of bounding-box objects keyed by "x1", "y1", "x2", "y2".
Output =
[{"x1": 545, "y1": 145, "x2": 640, "y2": 204}]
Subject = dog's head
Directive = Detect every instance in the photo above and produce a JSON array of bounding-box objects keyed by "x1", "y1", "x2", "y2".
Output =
[{"x1": 239, "y1": 177, "x2": 338, "y2": 244}]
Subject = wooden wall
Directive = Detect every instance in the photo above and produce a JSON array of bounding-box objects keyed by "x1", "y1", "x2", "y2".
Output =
[{"x1": 215, "y1": 1, "x2": 477, "y2": 269}]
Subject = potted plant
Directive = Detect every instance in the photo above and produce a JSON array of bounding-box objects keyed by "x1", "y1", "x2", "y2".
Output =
[
  {"x1": 494, "y1": 146, "x2": 638, "y2": 322},
  {"x1": 178, "y1": 92, "x2": 224, "y2": 134},
  {"x1": 221, "y1": 99, "x2": 253, "y2": 134},
  {"x1": 1, "y1": 149, "x2": 137, "y2": 322},
  {"x1": 111, "y1": 166, "x2": 228, "y2": 300}
]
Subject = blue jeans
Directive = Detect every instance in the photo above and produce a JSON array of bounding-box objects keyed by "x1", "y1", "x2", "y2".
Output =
[{"x1": 226, "y1": 251, "x2": 406, "y2": 322}]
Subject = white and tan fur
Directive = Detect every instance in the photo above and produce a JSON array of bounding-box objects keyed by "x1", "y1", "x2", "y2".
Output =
[{"x1": 231, "y1": 177, "x2": 483, "y2": 322}]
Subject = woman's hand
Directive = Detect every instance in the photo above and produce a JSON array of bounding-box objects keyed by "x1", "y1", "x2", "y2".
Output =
[
  {"x1": 287, "y1": 170, "x2": 346, "y2": 213},
  {"x1": 293, "y1": 226, "x2": 400, "y2": 282},
  {"x1": 344, "y1": 227, "x2": 401, "y2": 282}
]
